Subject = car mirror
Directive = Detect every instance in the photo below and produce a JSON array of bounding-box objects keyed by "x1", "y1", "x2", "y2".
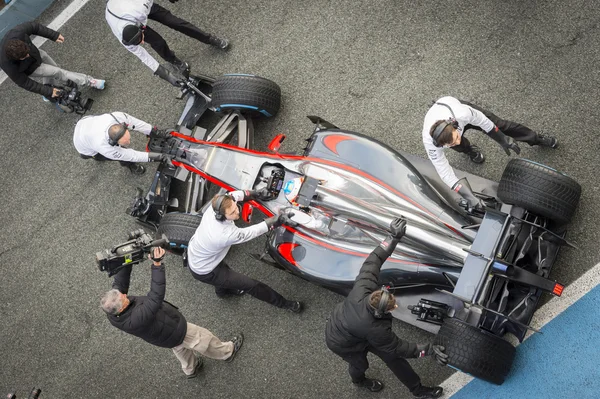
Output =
[{"x1": 268, "y1": 134, "x2": 286, "y2": 153}]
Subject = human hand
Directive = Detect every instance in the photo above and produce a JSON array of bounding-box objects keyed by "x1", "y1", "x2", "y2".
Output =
[
  {"x1": 148, "y1": 246, "x2": 166, "y2": 265},
  {"x1": 389, "y1": 217, "x2": 407, "y2": 239},
  {"x1": 150, "y1": 127, "x2": 172, "y2": 139},
  {"x1": 56, "y1": 34, "x2": 65, "y2": 43},
  {"x1": 503, "y1": 137, "x2": 521, "y2": 156},
  {"x1": 417, "y1": 344, "x2": 448, "y2": 366},
  {"x1": 51, "y1": 88, "x2": 62, "y2": 98},
  {"x1": 265, "y1": 211, "x2": 297, "y2": 229}
]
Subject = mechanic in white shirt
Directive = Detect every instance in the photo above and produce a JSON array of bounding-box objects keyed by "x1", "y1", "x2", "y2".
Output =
[
  {"x1": 422, "y1": 96, "x2": 558, "y2": 207},
  {"x1": 105, "y1": 0, "x2": 229, "y2": 86},
  {"x1": 73, "y1": 111, "x2": 171, "y2": 175},
  {"x1": 187, "y1": 190, "x2": 304, "y2": 313}
]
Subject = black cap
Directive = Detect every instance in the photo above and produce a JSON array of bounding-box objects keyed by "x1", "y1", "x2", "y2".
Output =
[{"x1": 122, "y1": 24, "x2": 143, "y2": 46}]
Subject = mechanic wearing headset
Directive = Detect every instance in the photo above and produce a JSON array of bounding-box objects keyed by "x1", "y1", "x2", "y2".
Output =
[
  {"x1": 101, "y1": 246, "x2": 244, "y2": 379},
  {"x1": 0, "y1": 22, "x2": 105, "y2": 102},
  {"x1": 73, "y1": 111, "x2": 172, "y2": 175},
  {"x1": 105, "y1": 0, "x2": 229, "y2": 87},
  {"x1": 186, "y1": 191, "x2": 304, "y2": 313},
  {"x1": 325, "y1": 217, "x2": 448, "y2": 398},
  {"x1": 423, "y1": 96, "x2": 558, "y2": 208}
]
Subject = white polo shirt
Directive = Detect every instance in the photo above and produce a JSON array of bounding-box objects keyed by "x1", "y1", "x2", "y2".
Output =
[
  {"x1": 105, "y1": 0, "x2": 160, "y2": 72},
  {"x1": 73, "y1": 112, "x2": 152, "y2": 162},
  {"x1": 422, "y1": 96, "x2": 495, "y2": 188},
  {"x1": 187, "y1": 191, "x2": 270, "y2": 275}
]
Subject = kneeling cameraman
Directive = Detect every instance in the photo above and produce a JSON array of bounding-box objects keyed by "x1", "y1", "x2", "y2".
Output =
[
  {"x1": 325, "y1": 217, "x2": 448, "y2": 398},
  {"x1": 73, "y1": 111, "x2": 171, "y2": 175},
  {"x1": 101, "y1": 247, "x2": 244, "y2": 378}
]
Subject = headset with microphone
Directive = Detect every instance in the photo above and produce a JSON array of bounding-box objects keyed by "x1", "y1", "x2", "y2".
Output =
[
  {"x1": 107, "y1": 113, "x2": 129, "y2": 146},
  {"x1": 106, "y1": 7, "x2": 144, "y2": 46},
  {"x1": 430, "y1": 102, "x2": 459, "y2": 148},
  {"x1": 213, "y1": 194, "x2": 231, "y2": 221},
  {"x1": 373, "y1": 285, "x2": 393, "y2": 319}
]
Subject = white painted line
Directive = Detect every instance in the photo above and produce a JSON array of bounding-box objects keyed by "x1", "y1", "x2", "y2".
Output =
[
  {"x1": 442, "y1": 261, "x2": 600, "y2": 397},
  {"x1": 0, "y1": 0, "x2": 92, "y2": 85}
]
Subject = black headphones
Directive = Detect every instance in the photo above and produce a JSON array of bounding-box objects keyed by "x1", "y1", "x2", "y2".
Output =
[
  {"x1": 431, "y1": 102, "x2": 459, "y2": 148},
  {"x1": 107, "y1": 113, "x2": 128, "y2": 146},
  {"x1": 106, "y1": 7, "x2": 144, "y2": 46},
  {"x1": 213, "y1": 194, "x2": 230, "y2": 221},
  {"x1": 373, "y1": 285, "x2": 392, "y2": 319}
]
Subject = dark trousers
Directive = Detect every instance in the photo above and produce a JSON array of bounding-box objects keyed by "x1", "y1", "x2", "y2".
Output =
[
  {"x1": 79, "y1": 153, "x2": 134, "y2": 168},
  {"x1": 452, "y1": 100, "x2": 540, "y2": 154},
  {"x1": 144, "y1": 3, "x2": 212, "y2": 63},
  {"x1": 190, "y1": 261, "x2": 288, "y2": 308},
  {"x1": 334, "y1": 346, "x2": 421, "y2": 392}
]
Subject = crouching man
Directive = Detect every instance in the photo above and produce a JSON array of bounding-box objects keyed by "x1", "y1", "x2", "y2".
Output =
[
  {"x1": 325, "y1": 218, "x2": 448, "y2": 398},
  {"x1": 73, "y1": 111, "x2": 172, "y2": 175},
  {"x1": 101, "y1": 247, "x2": 244, "y2": 378}
]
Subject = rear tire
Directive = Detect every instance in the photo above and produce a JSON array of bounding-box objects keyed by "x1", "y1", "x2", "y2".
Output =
[
  {"x1": 436, "y1": 318, "x2": 515, "y2": 385},
  {"x1": 211, "y1": 74, "x2": 281, "y2": 118},
  {"x1": 497, "y1": 158, "x2": 581, "y2": 225},
  {"x1": 157, "y1": 213, "x2": 202, "y2": 250}
]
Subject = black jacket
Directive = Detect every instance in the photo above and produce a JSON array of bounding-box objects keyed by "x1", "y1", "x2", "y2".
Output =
[
  {"x1": 0, "y1": 22, "x2": 60, "y2": 97},
  {"x1": 325, "y1": 246, "x2": 419, "y2": 358},
  {"x1": 107, "y1": 264, "x2": 187, "y2": 349}
]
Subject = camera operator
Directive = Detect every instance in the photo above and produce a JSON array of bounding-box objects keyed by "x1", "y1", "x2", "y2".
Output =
[
  {"x1": 101, "y1": 246, "x2": 244, "y2": 378},
  {"x1": 0, "y1": 22, "x2": 105, "y2": 102},
  {"x1": 105, "y1": 0, "x2": 229, "y2": 87},
  {"x1": 325, "y1": 217, "x2": 448, "y2": 398},
  {"x1": 73, "y1": 111, "x2": 172, "y2": 175},
  {"x1": 186, "y1": 190, "x2": 304, "y2": 313}
]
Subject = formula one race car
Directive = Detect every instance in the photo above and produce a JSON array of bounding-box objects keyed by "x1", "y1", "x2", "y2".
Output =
[{"x1": 127, "y1": 72, "x2": 581, "y2": 385}]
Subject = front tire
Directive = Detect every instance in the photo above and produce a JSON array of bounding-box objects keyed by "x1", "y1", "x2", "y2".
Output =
[
  {"x1": 436, "y1": 318, "x2": 515, "y2": 385},
  {"x1": 157, "y1": 213, "x2": 202, "y2": 250},
  {"x1": 211, "y1": 74, "x2": 281, "y2": 118},
  {"x1": 497, "y1": 158, "x2": 581, "y2": 225}
]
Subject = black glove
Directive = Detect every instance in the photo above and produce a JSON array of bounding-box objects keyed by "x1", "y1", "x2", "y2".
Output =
[
  {"x1": 244, "y1": 188, "x2": 273, "y2": 201},
  {"x1": 452, "y1": 177, "x2": 484, "y2": 210},
  {"x1": 154, "y1": 64, "x2": 183, "y2": 87},
  {"x1": 150, "y1": 126, "x2": 172, "y2": 139},
  {"x1": 416, "y1": 344, "x2": 448, "y2": 366},
  {"x1": 148, "y1": 152, "x2": 172, "y2": 163},
  {"x1": 487, "y1": 126, "x2": 521, "y2": 156},
  {"x1": 149, "y1": 246, "x2": 166, "y2": 263},
  {"x1": 168, "y1": 0, "x2": 179, "y2": 3},
  {"x1": 379, "y1": 217, "x2": 407, "y2": 256},
  {"x1": 265, "y1": 212, "x2": 297, "y2": 229}
]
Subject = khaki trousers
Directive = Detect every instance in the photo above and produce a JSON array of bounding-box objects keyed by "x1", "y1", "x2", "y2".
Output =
[{"x1": 172, "y1": 322, "x2": 234, "y2": 375}]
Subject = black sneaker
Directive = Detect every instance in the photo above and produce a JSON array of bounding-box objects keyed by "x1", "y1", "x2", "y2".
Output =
[
  {"x1": 353, "y1": 378, "x2": 384, "y2": 392},
  {"x1": 127, "y1": 163, "x2": 146, "y2": 175},
  {"x1": 209, "y1": 36, "x2": 230, "y2": 50},
  {"x1": 412, "y1": 384, "x2": 443, "y2": 399},
  {"x1": 284, "y1": 300, "x2": 303, "y2": 313},
  {"x1": 467, "y1": 145, "x2": 485, "y2": 164},
  {"x1": 225, "y1": 333, "x2": 244, "y2": 363},
  {"x1": 536, "y1": 133, "x2": 559, "y2": 149},
  {"x1": 186, "y1": 357, "x2": 204, "y2": 379}
]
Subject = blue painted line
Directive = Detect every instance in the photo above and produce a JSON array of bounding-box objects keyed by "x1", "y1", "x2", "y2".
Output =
[
  {"x1": 259, "y1": 109, "x2": 272, "y2": 117},
  {"x1": 451, "y1": 284, "x2": 600, "y2": 399}
]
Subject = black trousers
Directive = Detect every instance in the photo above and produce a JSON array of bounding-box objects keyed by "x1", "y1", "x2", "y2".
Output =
[
  {"x1": 190, "y1": 261, "x2": 288, "y2": 308},
  {"x1": 451, "y1": 100, "x2": 540, "y2": 155},
  {"x1": 79, "y1": 153, "x2": 134, "y2": 167},
  {"x1": 332, "y1": 346, "x2": 421, "y2": 392},
  {"x1": 144, "y1": 3, "x2": 212, "y2": 63}
]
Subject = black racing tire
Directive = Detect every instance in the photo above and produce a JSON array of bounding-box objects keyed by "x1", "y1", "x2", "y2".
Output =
[
  {"x1": 435, "y1": 318, "x2": 515, "y2": 385},
  {"x1": 211, "y1": 74, "x2": 281, "y2": 118},
  {"x1": 497, "y1": 159, "x2": 581, "y2": 225},
  {"x1": 157, "y1": 213, "x2": 202, "y2": 250}
]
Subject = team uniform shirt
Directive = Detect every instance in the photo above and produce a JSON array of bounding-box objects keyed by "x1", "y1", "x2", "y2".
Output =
[
  {"x1": 105, "y1": 0, "x2": 160, "y2": 72},
  {"x1": 187, "y1": 190, "x2": 269, "y2": 275},
  {"x1": 73, "y1": 112, "x2": 152, "y2": 162},
  {"x1": 422, "y1": 96, "x2": 496, "y2": 188}
]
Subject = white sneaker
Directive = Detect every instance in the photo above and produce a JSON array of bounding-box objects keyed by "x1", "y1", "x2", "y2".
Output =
[{"x1": 89, "y1": 79, "x2": 105, "y2": 90}]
